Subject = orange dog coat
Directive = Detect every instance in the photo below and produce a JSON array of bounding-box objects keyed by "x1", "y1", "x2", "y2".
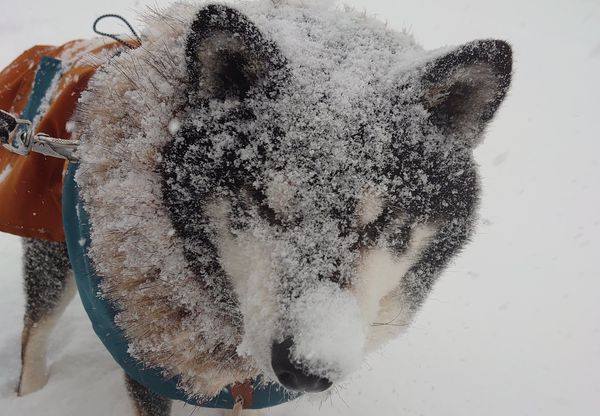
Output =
[{"x1": 0, "y1": 39, "x2": 123, "y2": 241}]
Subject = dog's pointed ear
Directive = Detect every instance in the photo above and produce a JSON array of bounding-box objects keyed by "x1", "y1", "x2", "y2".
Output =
[
  {"x1": 186, "y1": 5, "x2": 287, "y2": 101},
  {"x1": 420, "y1": 39, "x2": 512, "y2": 145}
]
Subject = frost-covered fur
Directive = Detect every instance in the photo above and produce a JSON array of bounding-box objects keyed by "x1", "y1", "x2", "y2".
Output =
[
  {"x1": 72, "y1": 0, "x2": 511, "y2": 402},
  {"x1": 18, "y1": 239, "x2": 74, "y2": 396}
]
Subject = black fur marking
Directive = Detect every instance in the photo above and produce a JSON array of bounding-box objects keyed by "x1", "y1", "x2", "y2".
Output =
[
  {"x1": 393, "y1": 149, "x2": 479, "y2": 309},
  {"x1": 248, "y1": 187, "x2": 286, "y2": 227},
  {"x1": 185, "y1": 4, "x2": 288, "y2": 101},
  {"x1": 217, "y1": 50, "x2": 254, "y2": 98},
  {"x1": 160, "y1": 125, "x2": 245, "y2": 321},
  {"x1": 356, "y1": 208, "x2": 390, "y2": 249},
  {"x1": 382, "y1": 115, "x2": 480, "y2": 307},
  {"x1": 125, "y1": 373, "x2": 172, "y2": 416},
  {"x1": 22, "y1": 238, "x2": 71, "y2": 323},
  {"x1": 423, "y1": 40, "x2": 512, "y2": 137}
]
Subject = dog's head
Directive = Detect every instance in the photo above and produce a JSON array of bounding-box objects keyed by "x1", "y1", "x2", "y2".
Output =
[
  {"x1": 76, "y1": 1, "x2": 511, "y2": 398},
  {"x1": 158, "y1": 3, "x2": 512, "y2": 393}
]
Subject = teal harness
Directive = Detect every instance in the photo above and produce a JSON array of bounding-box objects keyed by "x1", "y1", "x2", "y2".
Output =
[{"x1": 21, "y1": 54, "x2": 295, "y2": 410}]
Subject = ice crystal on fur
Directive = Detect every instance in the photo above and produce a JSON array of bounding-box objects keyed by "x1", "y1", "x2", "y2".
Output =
[{"x1": 74, "y1": 0, "x2": 511, "y2": 399}]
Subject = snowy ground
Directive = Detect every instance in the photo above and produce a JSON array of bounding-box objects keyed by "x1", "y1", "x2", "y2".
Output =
[{"x1": 1, "y1": 0, "x2": 599, "y2": 415}]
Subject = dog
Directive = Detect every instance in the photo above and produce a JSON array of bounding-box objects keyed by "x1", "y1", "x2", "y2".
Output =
[{"x1": 12, "y1": 1, "x2": 511, "y2": 415}]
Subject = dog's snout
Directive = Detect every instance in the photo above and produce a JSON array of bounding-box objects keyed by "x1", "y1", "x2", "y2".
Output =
[{"x1": 271, "y1": 338, "x2": 332, "y2": 393}]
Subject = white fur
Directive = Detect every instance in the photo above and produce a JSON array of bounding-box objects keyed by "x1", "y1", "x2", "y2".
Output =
[
  {"x1": 354, "y1": 225, "x2": 437, "y2": 351},
  {"x1": 206, "y1": 200, "x2": 280, "y2": 380}
]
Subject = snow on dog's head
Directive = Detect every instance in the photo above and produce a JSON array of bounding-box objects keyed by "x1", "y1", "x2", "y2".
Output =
[{"x1": 75, "y1": 0, "x2": 511, "y2": 399}]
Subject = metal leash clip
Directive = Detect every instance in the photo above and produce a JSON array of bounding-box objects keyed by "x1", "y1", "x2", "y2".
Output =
[{"x1": 0, "y1": 109, "x2": 79, "y2": 161}]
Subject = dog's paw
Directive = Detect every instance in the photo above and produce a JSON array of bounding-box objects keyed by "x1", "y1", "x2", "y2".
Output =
[
  {"x1": 17, "y1": 322, "x2": 52, "y2": 396},
  {"x1": 17, "y1": 366, "x2": 49, "y2": 396}
]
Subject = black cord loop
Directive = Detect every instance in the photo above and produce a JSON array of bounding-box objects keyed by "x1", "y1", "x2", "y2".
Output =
[{"x1": 93, "y1": 14, "x2": 141, "y2": 49}]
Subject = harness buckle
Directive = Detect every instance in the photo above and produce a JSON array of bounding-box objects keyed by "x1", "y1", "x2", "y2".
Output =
[
  {"x1": 1, "y1": 109, "x2": 35, "y2": 156},
  {"x1": 0, "y1": 109, "x2": 79, "y2": 161}
]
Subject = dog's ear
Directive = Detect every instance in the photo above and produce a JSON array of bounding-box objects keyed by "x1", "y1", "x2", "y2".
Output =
[
  {"x1": 186, "y1": 5, "x2": 287, "y2": 101},
  {"x1": 420, "y1": 40, "x2": 512, "y2": 145}
]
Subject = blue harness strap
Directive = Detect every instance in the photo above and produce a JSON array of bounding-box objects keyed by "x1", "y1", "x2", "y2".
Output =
[
  {"x1": 21, "y1": 56, "x2": 63, "y2": 122},
  {"x1": 4, "y1": 56, "x2": 63, "y2": 153}
]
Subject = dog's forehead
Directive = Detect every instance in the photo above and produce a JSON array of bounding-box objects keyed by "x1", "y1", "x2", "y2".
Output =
[
  {"x1": 185, "y1": 3, "x2": 443, "y2": 202},
  {"x1": 232, "y1": 0, "x2": 427, "y2": 117},
  {"x1": 239, "y1": 1, "x2": 423, "y2": 76},
  {"x1": 178, "y1": 3, "x2": 477, "y2": 222},
  {"x1": 251, "y1": 123, "x2": 388, "y2": 204},
  {"x1": 238, "y1": 88, "x2": 396, "y2": 174}
]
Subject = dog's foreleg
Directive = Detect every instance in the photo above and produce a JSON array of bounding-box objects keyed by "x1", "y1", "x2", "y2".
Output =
[
  {"x1": 125, "y1": 373, "x2": 172, "y2": 416},
  {"x1": 17, "y1": 238, "x2": 75, "y2": 396}
]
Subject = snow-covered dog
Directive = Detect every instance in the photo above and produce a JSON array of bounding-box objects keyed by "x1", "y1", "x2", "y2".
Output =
[{"x1": 14, "y1": 1, "x2": 511, "y2": 414}]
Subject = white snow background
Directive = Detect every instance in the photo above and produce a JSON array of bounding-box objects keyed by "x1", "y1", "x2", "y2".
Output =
[{"x1": 1, "y1": 0, "x2": 599, "y2": 415}]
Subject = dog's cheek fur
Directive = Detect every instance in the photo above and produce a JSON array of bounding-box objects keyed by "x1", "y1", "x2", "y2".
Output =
[
  {"x1": 206, "y1": 199, "x2": 280, "y2": 379},
  {"x1": 356, "y1": 224, "x2": 438, "y2": 352}
]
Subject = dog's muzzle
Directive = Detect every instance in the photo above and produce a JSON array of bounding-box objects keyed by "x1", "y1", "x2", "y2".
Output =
[{"x1": 271, "y1": 337, "x2": 333, "y2": 393}]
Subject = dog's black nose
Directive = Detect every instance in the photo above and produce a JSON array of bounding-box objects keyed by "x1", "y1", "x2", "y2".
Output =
[{"x1": 271, "y1": 337, "x2": 333, "y2": 393}]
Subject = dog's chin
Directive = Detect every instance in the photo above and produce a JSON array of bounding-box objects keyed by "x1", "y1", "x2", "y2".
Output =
[{"x1": 237, "y1": 337, "x2": 277, "y2": 380}]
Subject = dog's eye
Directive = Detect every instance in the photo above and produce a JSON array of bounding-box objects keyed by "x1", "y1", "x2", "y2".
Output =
[
  {"x1": 247, "y1": 188, "x2": 285, "y2": 227},
  {"x1": 358, "y1": 209, "x2": 390, "y2": 247}
]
